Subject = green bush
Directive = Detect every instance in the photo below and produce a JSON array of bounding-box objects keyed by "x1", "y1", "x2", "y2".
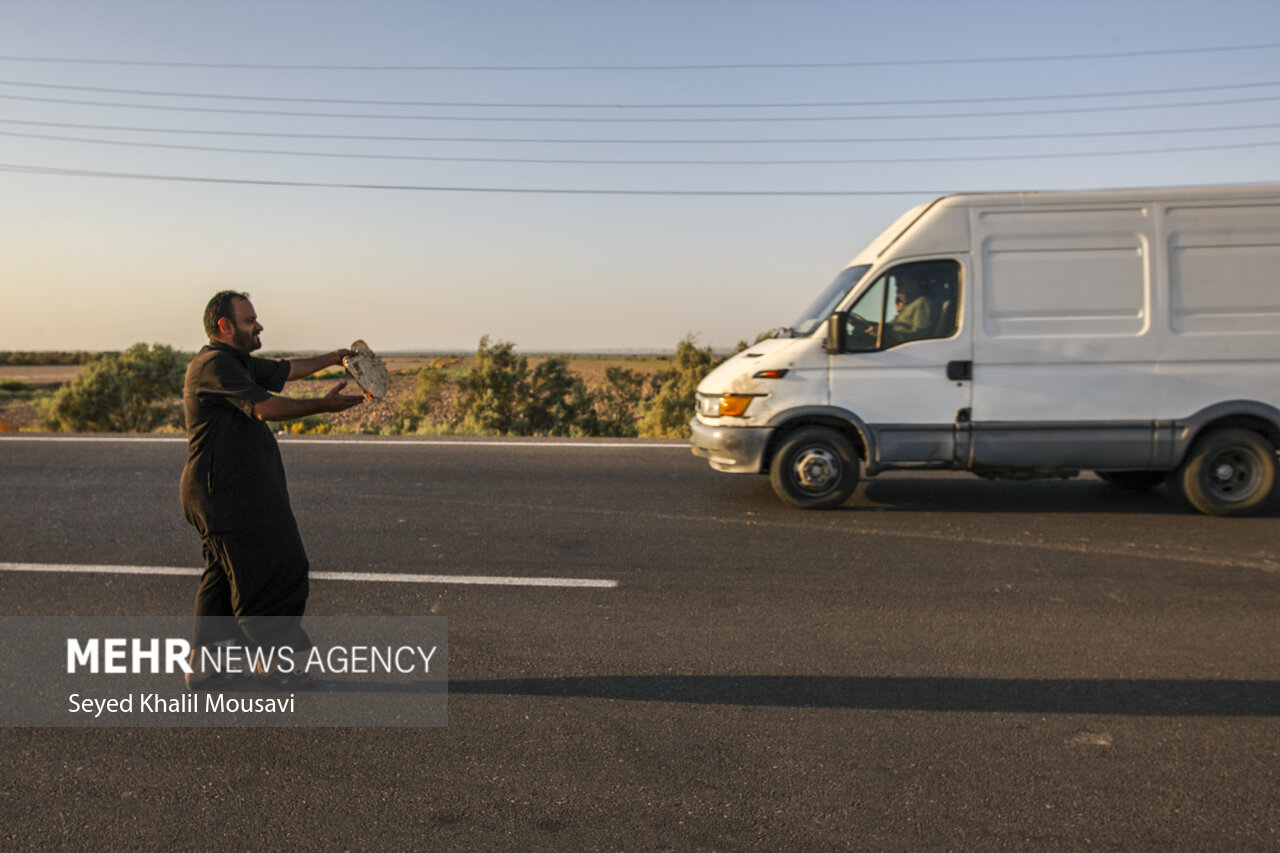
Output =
[
  {"x1": 592, "y1": 366, "x2": 650, "y2": 438},
  {"x1": 0, "y1": 351, "x2": 98, "y2": 366},
  {"x1": 43, "y1": 343, "x2": 188, "y2": 433},
  {"x1": 388, "y1": 335, "x2": 716, "y2": 438},
  {"x1": 636, "y1": 335, "x2": 722, "y2": 438},
  {"x1": 391, "y1": 364, "x2": 451, "y2": 434},
  {"x1": 524, "y1": 355, "x2": 595, "y2": 437},
  {"x1": 269, "y1": 414, "x2": 332, "y2": 435},
  {"x1": 455, "y1": 337, "x2": 530, "y2": 434}
]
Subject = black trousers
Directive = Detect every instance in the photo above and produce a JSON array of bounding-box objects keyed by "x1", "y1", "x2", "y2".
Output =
[{"x1": 192, "y1": 525, "x2": 312, "y2": 652}]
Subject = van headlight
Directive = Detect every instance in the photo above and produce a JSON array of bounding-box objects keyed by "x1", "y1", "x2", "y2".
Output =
[
  {"x1": 697, "y1": 393, "x2": 757, "y2": 418},
  {"x1": 696, "y1": 393, "x2": 721, "y2": 417}
]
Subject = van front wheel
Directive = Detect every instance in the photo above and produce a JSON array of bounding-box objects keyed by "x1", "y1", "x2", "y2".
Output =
[
  {"x1": 1170, "y1": 428, "x2": 1277, "y2": 517},
  {"x1": 769, "y1": 426, "x2": 860, "y2": 509}
]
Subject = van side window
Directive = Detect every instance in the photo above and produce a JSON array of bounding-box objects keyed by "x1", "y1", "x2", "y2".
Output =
[{"x1": 844, "y1": 259, "x2": 960, "y2": 351}]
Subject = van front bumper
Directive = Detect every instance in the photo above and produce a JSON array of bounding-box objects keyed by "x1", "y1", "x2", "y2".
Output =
[{"x1": 689, "y1": 418, "x2": 772, "y2": 474}]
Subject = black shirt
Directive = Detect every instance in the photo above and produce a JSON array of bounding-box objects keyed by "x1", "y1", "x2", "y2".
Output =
[{"x1": 179, "y1": 342, "x2": 292, "y2": 535}]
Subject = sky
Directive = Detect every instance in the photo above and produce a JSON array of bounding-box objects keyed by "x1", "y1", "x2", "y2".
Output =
[{"x1": 2, "y1": 0, "x2": 1280, "y2": 353}]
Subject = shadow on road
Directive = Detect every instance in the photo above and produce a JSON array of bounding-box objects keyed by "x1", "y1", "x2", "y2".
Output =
[
  {"x1": 448, "y1": 675, "x2": 1280, "y2": 717},
  {"x1": 857, "y1": 479, "x2": 1187, "y2": 515},
  {"x1": 722, "y1": 476, "x2": 1280, "y2": 517},
  {"x1": 217, "y1": 678, "x2": 445, "y2": 695}
]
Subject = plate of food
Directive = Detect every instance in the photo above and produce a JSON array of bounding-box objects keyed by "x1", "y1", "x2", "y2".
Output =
[{"x1": 342, "y1": 339, "x2": 390, "y2": 399}]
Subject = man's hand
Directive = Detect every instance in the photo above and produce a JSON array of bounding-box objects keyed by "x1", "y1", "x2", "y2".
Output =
[
  {"x1": 288, "y1": 348, "x2": 356, "y2": 381},
  {"x1": 322, "y1": 380, "x2": 365, "y2": 412},
  {"x1": 254, "y1": 382, "x2": 365, "y2": 422}
]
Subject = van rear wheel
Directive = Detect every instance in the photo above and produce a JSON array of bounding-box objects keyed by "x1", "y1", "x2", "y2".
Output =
[
  {"x1": 1170, "y1": 428, "x2": 1277, "y2": 517},
  {"x1": 769, "y1": 426, "x2": 860, "y2": 509}
]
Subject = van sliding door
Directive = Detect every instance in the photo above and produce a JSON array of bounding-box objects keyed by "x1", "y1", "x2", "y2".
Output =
[{"x1": 968, "y1": 205, "x2": 1158, "y2": 470}]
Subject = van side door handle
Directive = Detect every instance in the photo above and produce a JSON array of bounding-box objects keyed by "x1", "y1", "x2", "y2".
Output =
[{"x1": 946, "y1": 360, "x2": 972, "y2": 381}]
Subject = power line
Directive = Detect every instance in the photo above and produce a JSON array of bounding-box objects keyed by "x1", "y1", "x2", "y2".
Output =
[
  {"x1": 4, "y1": 162, "x2": 1273, "y2": 196},
  {"x1": 6, "y1": 127, "x2": 1278, "y2": 166},
  {"x1": 4, "y1": 91, "x2": 1279, "y2": 122},
  {"x1": 2, "y1": 77, "x2": 1278, "y2": 109},
  {"x1": 6, "y1": 116, "x2": 1279, "y2": 146},
  {"x1": 1, "y1": 42, "x2": 1278, "y2": 70},
  {"x1": 0, "y1": 162, "x2": 948, "y2": 195}
]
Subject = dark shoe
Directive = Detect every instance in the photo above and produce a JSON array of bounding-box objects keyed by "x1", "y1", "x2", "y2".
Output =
[
  {"x1": 184, "y1": 647, "x2": 238, "y2": 691},
  {"x1": 256, "y1": 659, "x2": 318, "y2": 690}
]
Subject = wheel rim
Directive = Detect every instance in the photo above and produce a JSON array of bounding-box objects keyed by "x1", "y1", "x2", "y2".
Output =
[
  {"x1": 1201, "y1": 447, "x2": 1264, "y2": 503},
  {"x1": 790, "y1": 446, "x2": 841, "y2": 495}
]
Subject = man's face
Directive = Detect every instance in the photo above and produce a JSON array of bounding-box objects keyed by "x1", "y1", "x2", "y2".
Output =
[{"x1": 221, "y1": 298, "x2": 263, "y2": 353}]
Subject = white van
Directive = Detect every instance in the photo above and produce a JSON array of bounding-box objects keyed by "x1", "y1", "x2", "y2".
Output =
[{"x1": 691, "y1": 185, "x2": 1280, "y2": 516}]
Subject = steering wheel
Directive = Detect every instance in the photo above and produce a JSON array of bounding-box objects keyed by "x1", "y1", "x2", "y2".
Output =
[{"x1": 845, "y1": 314, "x2": 878, "y2": 349}]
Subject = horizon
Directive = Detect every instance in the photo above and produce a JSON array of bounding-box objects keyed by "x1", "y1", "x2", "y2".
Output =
[{"x1": 1, "y1": 345, "x2": 713, "y2": 357}]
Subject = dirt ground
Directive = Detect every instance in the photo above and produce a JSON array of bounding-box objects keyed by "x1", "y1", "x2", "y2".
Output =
[
  {"x1": 0, "y1": 365, "x2": 82, "y2": 386},
  {"x1": 0, "y1": 396, "x2": 49, "y2": 432}
]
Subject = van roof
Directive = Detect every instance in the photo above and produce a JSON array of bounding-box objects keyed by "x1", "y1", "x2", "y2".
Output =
[
  {"x1": 929, "y1": 182, "x2": 1280, "y2": 208},
  {"x1": 845, "y1": 183, "x2": 1280, "y2": 270}
]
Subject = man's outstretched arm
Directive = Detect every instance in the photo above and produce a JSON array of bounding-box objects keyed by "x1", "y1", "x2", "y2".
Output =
[
  {"x1": 287, "y1": 349, "x2": 354, "y2": 381},
  {"x1": 254, "y1": 381, "x2": 364, "y2": 422}
]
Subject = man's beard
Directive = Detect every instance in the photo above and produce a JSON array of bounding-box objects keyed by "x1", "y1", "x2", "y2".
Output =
[{"x1": 232, "y1": 327, "x2": 261, "y2": 352}]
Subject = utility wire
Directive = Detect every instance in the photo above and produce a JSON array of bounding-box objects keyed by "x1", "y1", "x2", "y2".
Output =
[
  {"x1": 4, "y1": 91, "x2": 1280, "y2": 122},
  {"x1": 1, "y1": 42, "x2": 1278, "y2": 70},
  {"x1": 2, "y1": 77, "x2": 1278, "y2": 109},
  {"x1": 5, "y1": 116, "x2": 1279, "y2": 145},
  {"x1": 0, "y1": 162, "x2": 948, "y2": 195},
  {"x1": 5, "y1": 127, "x2": 1278, "y2": 166},
  {"x1": 4, "y1": 162, "x2": 1274, "y2": 196}
]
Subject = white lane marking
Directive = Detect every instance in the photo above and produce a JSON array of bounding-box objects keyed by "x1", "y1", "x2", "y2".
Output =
[
  {"x1": 0, "y1": 562, "x2": 618, "y2": 588},
  {"x1": 286, "y1": 439, "x2": 681, "y2": 449},
  {"x1": 0, "y1": 436, "x2": 187, "y2": 443},
  {"x1": 312, "y1": 570, "x2": 617, "y2": 588},
  {"x1": 0, "y1": 435, "x2": 683, "y2": 449}
]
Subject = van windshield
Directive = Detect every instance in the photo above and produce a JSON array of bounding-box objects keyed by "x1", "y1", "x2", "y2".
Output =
[{"x1": 782, "y1": 264, "x2": 870, "y2": 337}]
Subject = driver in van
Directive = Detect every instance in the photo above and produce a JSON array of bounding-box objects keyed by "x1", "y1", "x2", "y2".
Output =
[{"x1": 865, "y1": 271, "x2": 935, "y2": 346}]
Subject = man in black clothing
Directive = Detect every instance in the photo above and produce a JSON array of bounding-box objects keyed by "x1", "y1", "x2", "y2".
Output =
[{"x1": 179, "y1": 291, "x2": 363, "y2": 688}]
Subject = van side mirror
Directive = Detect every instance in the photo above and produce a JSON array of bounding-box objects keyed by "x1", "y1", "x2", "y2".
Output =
[{"x1": 825, "y1": 312, "x2": 847, "y2": 353}]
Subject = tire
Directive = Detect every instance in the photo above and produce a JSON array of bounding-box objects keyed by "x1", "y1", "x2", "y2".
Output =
[
  {"x1": 1169, "y1": 428, "x2": 1278, "y2": 517},
  {"x1": 768, "y1": 426, "x2": 860, "y2": 509},
  {"x1": 1096, "y1": 470, "x2": 1166, "y2": 491}
]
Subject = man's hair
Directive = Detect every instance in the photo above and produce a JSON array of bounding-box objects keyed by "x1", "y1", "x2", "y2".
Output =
[{"x1": 203, "y1": 290, "x2": 250, "y2": 338}]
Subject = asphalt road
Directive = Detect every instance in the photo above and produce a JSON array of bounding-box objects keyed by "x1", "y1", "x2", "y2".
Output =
[{"x1": 2, "y1": 435, "x2": 1278, "y2": 851}]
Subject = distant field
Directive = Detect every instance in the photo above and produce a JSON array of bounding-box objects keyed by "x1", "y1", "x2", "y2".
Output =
[
  {"x1": 436, "y1": 354, "x2": 671, "y2": 385},
  {"x1": 0, "y1": 354, "x2": 673, "y2": 386},
  {"x1": 0, "y1": 365, "x2": 82, "y2": 385}
]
